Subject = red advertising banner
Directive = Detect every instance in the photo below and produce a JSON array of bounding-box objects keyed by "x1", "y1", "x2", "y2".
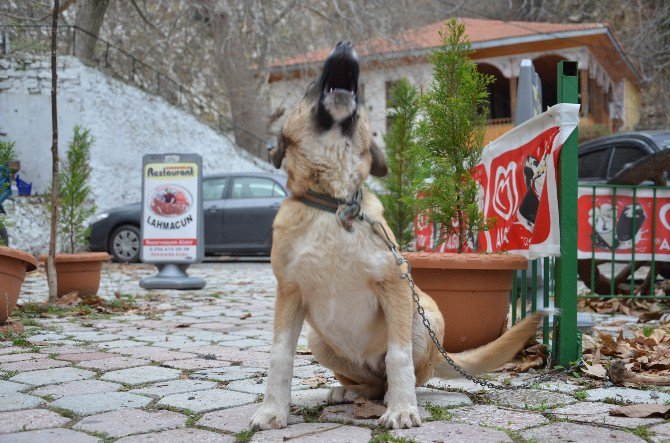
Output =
[
  {"x1": 577, "y1": 187, "x2": 670, "y2": 262},
  {"x1": 415, "y1": 103, "x2": 580, "y2": 258}
]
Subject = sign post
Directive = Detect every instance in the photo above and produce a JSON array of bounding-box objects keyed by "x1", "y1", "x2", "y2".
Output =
[
  {"x1": 554, "y1": 60, "x2": 580, "y2": 366},
  {"x1": 139, "y1": 153, "x2": 205, "y2": 289}
]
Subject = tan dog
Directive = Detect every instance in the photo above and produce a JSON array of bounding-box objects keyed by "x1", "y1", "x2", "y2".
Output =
[{"x1": 251, "y1": 41, "x2": 542, "y2": 431}]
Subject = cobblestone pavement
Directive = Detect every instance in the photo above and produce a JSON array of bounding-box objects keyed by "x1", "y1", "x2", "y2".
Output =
[{"x1": 1, "y1": 261, "x2": 667, "y2": 442}]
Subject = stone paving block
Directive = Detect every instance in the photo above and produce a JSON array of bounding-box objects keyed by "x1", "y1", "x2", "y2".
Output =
[
  {"x1": 74, "y1": 408, "x2": 187, "y2": 437},
  {"x1": 0, "y1": 346, "x2": 30, "y2": 355},
  {"x1": 94, "y1": 340, "x2": 145, "y2": 350},
  {"x1": 0, "y1": 358, "x2": 70, "y2": 372},
  {"x1": 198, "y1": 403, "x2": 303, "y2": 434},
  {"x1": 549, "y1": 401, "x2": 664, "y2": 429},
  {"x1": 521, "y1": 422, "x2": 645, "y2": 442},
  {"x1": 292, "y1": 365, "x2": 333, "y2": 379},
  {"x1": 129, "y1": 379, "x2": 217, "y2": 397},
  {"x1": 152, "y1": 340, "x2": 211, "y2": 349},
  {"x1": 67, "y1": 331, "x2": 125, "y2": 342},
  {"x1": 0, "y1": 380, "x2": 29, "y2": 393},
  {"x1": 649, "y1": 422, "x2": 670, "y2": 442},
  {"x1": 0, "y1": 352, "x2": 46, "y2": 363},
  {"x1": 486, "y1": 388, "x2": 576, "y2": 409},
  {"x1": 425, "y1": 377, "x2": 487, "y2": 393},
  {"x1": 50, "y1": 391, "x2": 152, "y2": 415},
  {"x1": 115, "y1": 428, "x2": 234, "y2": 443},
  {"x1": 320, "y1": 403, "x2": 430, "y2": 427},
  {"x1": 101, "y1": 365, "x2": 181, "y2": 386},
  {"x1": 161, "y1": 358, "x2": 232, "y2": 370},
  {"x1": 191, "y1": 366, "x2": 264, "y2": 382},
  {"x1": 449, "y1": 404, "x2": 549, "y2": 430},
  {"x1": 38, "y1": 346, "x2": 99, "y2": 355},
  {"x1": 78, "y1": 356, "x2": 150, "y2": 370},
  {"x1": 0, "y1": 409, "x2": 70, "y2": 433},
  {"x1": 55, "y1": 351, "x2": 116, "y2": 362},
  {"x1": 31, "y1": 379, "x2": 123, "y2": 399},
  {"x1": 392, "y1": 421, "x2": 513, "y2": 442},
  {"x1": 251, "y1": 423, "x2": 371, "y2": 442},
  {"x1": 0, "y1": 392, "x2": 44, "y2": 411},
  {"x1": 9, "y1": 367, "x2": 95, "y2": 386},
  {"x1": 217, "y1": 338, "x2": 271, "y2": 348},
  {"x1": 109, "y1": 346, "x2": 197, "y2": 361},
  {"x1": 227, "y1": 377, "x2": 307, "y2": 395},
  {"x1": 416, "y1": 387, "x2": 472, "y2": 407},
  {"x1": 157, "y1": 388, "x2": 257, "y2": 413},
  {"x1": 0, "y1": 428, "x2": 99, "y2": 443},
  {"x1": 585, "y1": 387, "x2": 670, "y2": 404},
  {"x1": 26, "y1": 332, "x2": 68, "y2": 342},
  {"x1": 290, "y1": 389, "x2": 331, "y2": 408}
]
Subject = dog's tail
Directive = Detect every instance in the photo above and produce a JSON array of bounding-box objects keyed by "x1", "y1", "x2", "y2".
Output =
[{"x1": 433, "y1": 310, "x2": 550, "y2": 379}]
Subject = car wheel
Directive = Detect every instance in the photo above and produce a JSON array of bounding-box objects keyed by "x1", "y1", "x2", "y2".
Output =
[{"x1": 109, "y1": 224, "x2": 140, "y2": 263}]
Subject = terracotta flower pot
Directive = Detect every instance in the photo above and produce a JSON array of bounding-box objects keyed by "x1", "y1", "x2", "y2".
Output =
[
  {"x1": 39, "y1": 252, "x2": 111, "y2": 298},
  {"x1": 403, "y1": 252, "x2": 527, "y2": 353},
  {"x1": 0, "y1": 246, "x2": 38, "y2": 324}
]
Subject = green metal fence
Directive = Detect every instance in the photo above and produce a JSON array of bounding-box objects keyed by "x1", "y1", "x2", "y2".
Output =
[{"x1": 511, "y1": 182, "x2": 670, "y2": 366}]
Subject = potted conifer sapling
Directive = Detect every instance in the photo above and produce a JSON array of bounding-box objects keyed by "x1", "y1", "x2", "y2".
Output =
[
  {"x1": 0, "y1": 140, "x2": 38, "y2": 326},
  {"x1": 40, "y1": 127, "x2": 110, "y2": 297},
  {"x1": 378, "y1": 78, "x2": 424, "y2": 251},
  {"x1": 403, "y1": 19, "x2": 528, "y2": 352}
]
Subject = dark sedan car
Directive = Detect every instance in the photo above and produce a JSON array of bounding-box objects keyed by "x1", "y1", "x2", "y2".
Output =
[
  {"x1": 577, "y1": 130, "x2": 670, "y2": 182},
  {"x1": 90, "y1": 172, "x2": 288, "y2": 262}
]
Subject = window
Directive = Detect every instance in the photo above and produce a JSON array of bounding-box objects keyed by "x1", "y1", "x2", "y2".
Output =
[
  {"x1": 230, "y1": 177, "x2": 286, "y2": 199},
  {"x1": 608, "y1": 145, "x2": 646, "y2": 178},
  {"x1": 578, "y1": 148, "x2": 610, "y2": 180},
  {"x1": 203, "y1": 178, "x2": 228, "y2": 201}
]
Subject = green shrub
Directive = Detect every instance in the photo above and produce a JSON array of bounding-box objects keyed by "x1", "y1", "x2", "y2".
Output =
[
  {"x1": 414, "y1": 18, "x2": 494, "y2": 252},
  {"x1": 0, "y1": 140, "x2": 16, "y2": 246},
  {"x1": 379, "y1": 78, "x2": 425, "y2": 250},
  {"x1": 58, "y1": 126, "x2": 96, "y2": 253}
]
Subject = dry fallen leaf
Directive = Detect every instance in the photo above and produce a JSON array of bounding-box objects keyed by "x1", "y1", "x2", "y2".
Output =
[
  {"x1": 175, "y1": 323, "x2": 191, "y2": 328},
  {"x1": 303, "y1": 376, "x2": 328, "y2": 388},
  {"x1": 353, "y1": 397, "x2": 387, "y2": 419},
  {"x1": 239, "y1": 312, "x2": 252, "y2": 319},
  {"x1": 56, "y1": 291, "x2": 81, "y2": 307},
  {"x1": 581, "y1": 362, "x2": 607, "y2": 379},
  {"x1": 610, "y1": 404, "x2": 670, "y2": 418}
]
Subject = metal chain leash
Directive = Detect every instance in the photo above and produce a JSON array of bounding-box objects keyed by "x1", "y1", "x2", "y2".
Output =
[{"x1": 357, "y1": 212, "x2": 583, "y2": 391}]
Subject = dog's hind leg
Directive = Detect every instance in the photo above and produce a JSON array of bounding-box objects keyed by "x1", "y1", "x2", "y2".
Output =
[
  {"x1": 308, "y1": 331, "x2": 385, "y2": 402},
  {"x1": 251, "y1": 284, "x2": 305, "y2": 431}
]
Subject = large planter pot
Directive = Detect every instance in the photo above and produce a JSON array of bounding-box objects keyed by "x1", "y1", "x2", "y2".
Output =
[
  {"x1": 0, "y1": 246, "x2": 38, "y2": 324},
  {"x1": 403, "y1": 252, "x2": 527, "y2": 353},
  {"x1": 39, "y1": 252, "x2": 111, "y2": 298}
]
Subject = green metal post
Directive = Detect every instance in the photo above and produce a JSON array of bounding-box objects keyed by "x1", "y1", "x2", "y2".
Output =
[{"x1": 554, "y1": 60, "x2": 580, "y2": 367}]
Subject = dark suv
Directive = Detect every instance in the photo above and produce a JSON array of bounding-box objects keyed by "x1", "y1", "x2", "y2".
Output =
[{"x1": 89, "y1": 172, "x2": 288, "y2": 262}]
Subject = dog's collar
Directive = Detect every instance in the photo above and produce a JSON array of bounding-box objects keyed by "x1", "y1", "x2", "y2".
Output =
[
  {"x1": 297, "y1": 188, "x2": 363, "y2": 231},
  {"x1": 298, "y1": 189, "x2": 347, "y2": 213}
]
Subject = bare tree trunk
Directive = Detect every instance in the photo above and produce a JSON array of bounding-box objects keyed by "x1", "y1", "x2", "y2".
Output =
[
  {"x1": 209, "y1": 10, "x2": 269, "y2": 158},
  {"x1": 48, "y1": 0, "x2": 60, "y2": 305},
  {"x1": 74, "y1": 0, "x2": 110, "y2": 61}
]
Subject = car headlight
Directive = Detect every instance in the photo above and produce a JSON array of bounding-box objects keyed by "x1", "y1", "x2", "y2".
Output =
[{"x1": 90, "y1": 212, "x2": 109, "y2": 224}]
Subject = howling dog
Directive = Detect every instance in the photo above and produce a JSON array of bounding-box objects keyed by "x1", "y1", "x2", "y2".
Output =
[{"x1": 251, "y1": 41, "x2": 543, "y2": 430}]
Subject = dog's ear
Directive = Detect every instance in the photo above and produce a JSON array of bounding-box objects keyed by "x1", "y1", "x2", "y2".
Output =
[
  {"x1": 268, "y1": 132, "x2": 288, "y2": 169},
  {"x1": 369, "y1": 141, "x2": 388, "y2": 177}
]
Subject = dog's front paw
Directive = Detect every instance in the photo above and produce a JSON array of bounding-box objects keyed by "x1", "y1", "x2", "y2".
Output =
[
  {"x1": 327, "y1": 385, "x2": 359, "y2": 404},
  {"x1": 379, "y1": 405, "x2": 421, "y2": 429},
  {"x1": 250, "y1": 404, "x2": 289, "y2": 431}
]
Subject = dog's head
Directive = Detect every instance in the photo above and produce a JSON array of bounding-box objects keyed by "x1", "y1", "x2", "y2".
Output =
[{"x1": 269, "y1": 41, "x2": 387, "y2": 195}]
